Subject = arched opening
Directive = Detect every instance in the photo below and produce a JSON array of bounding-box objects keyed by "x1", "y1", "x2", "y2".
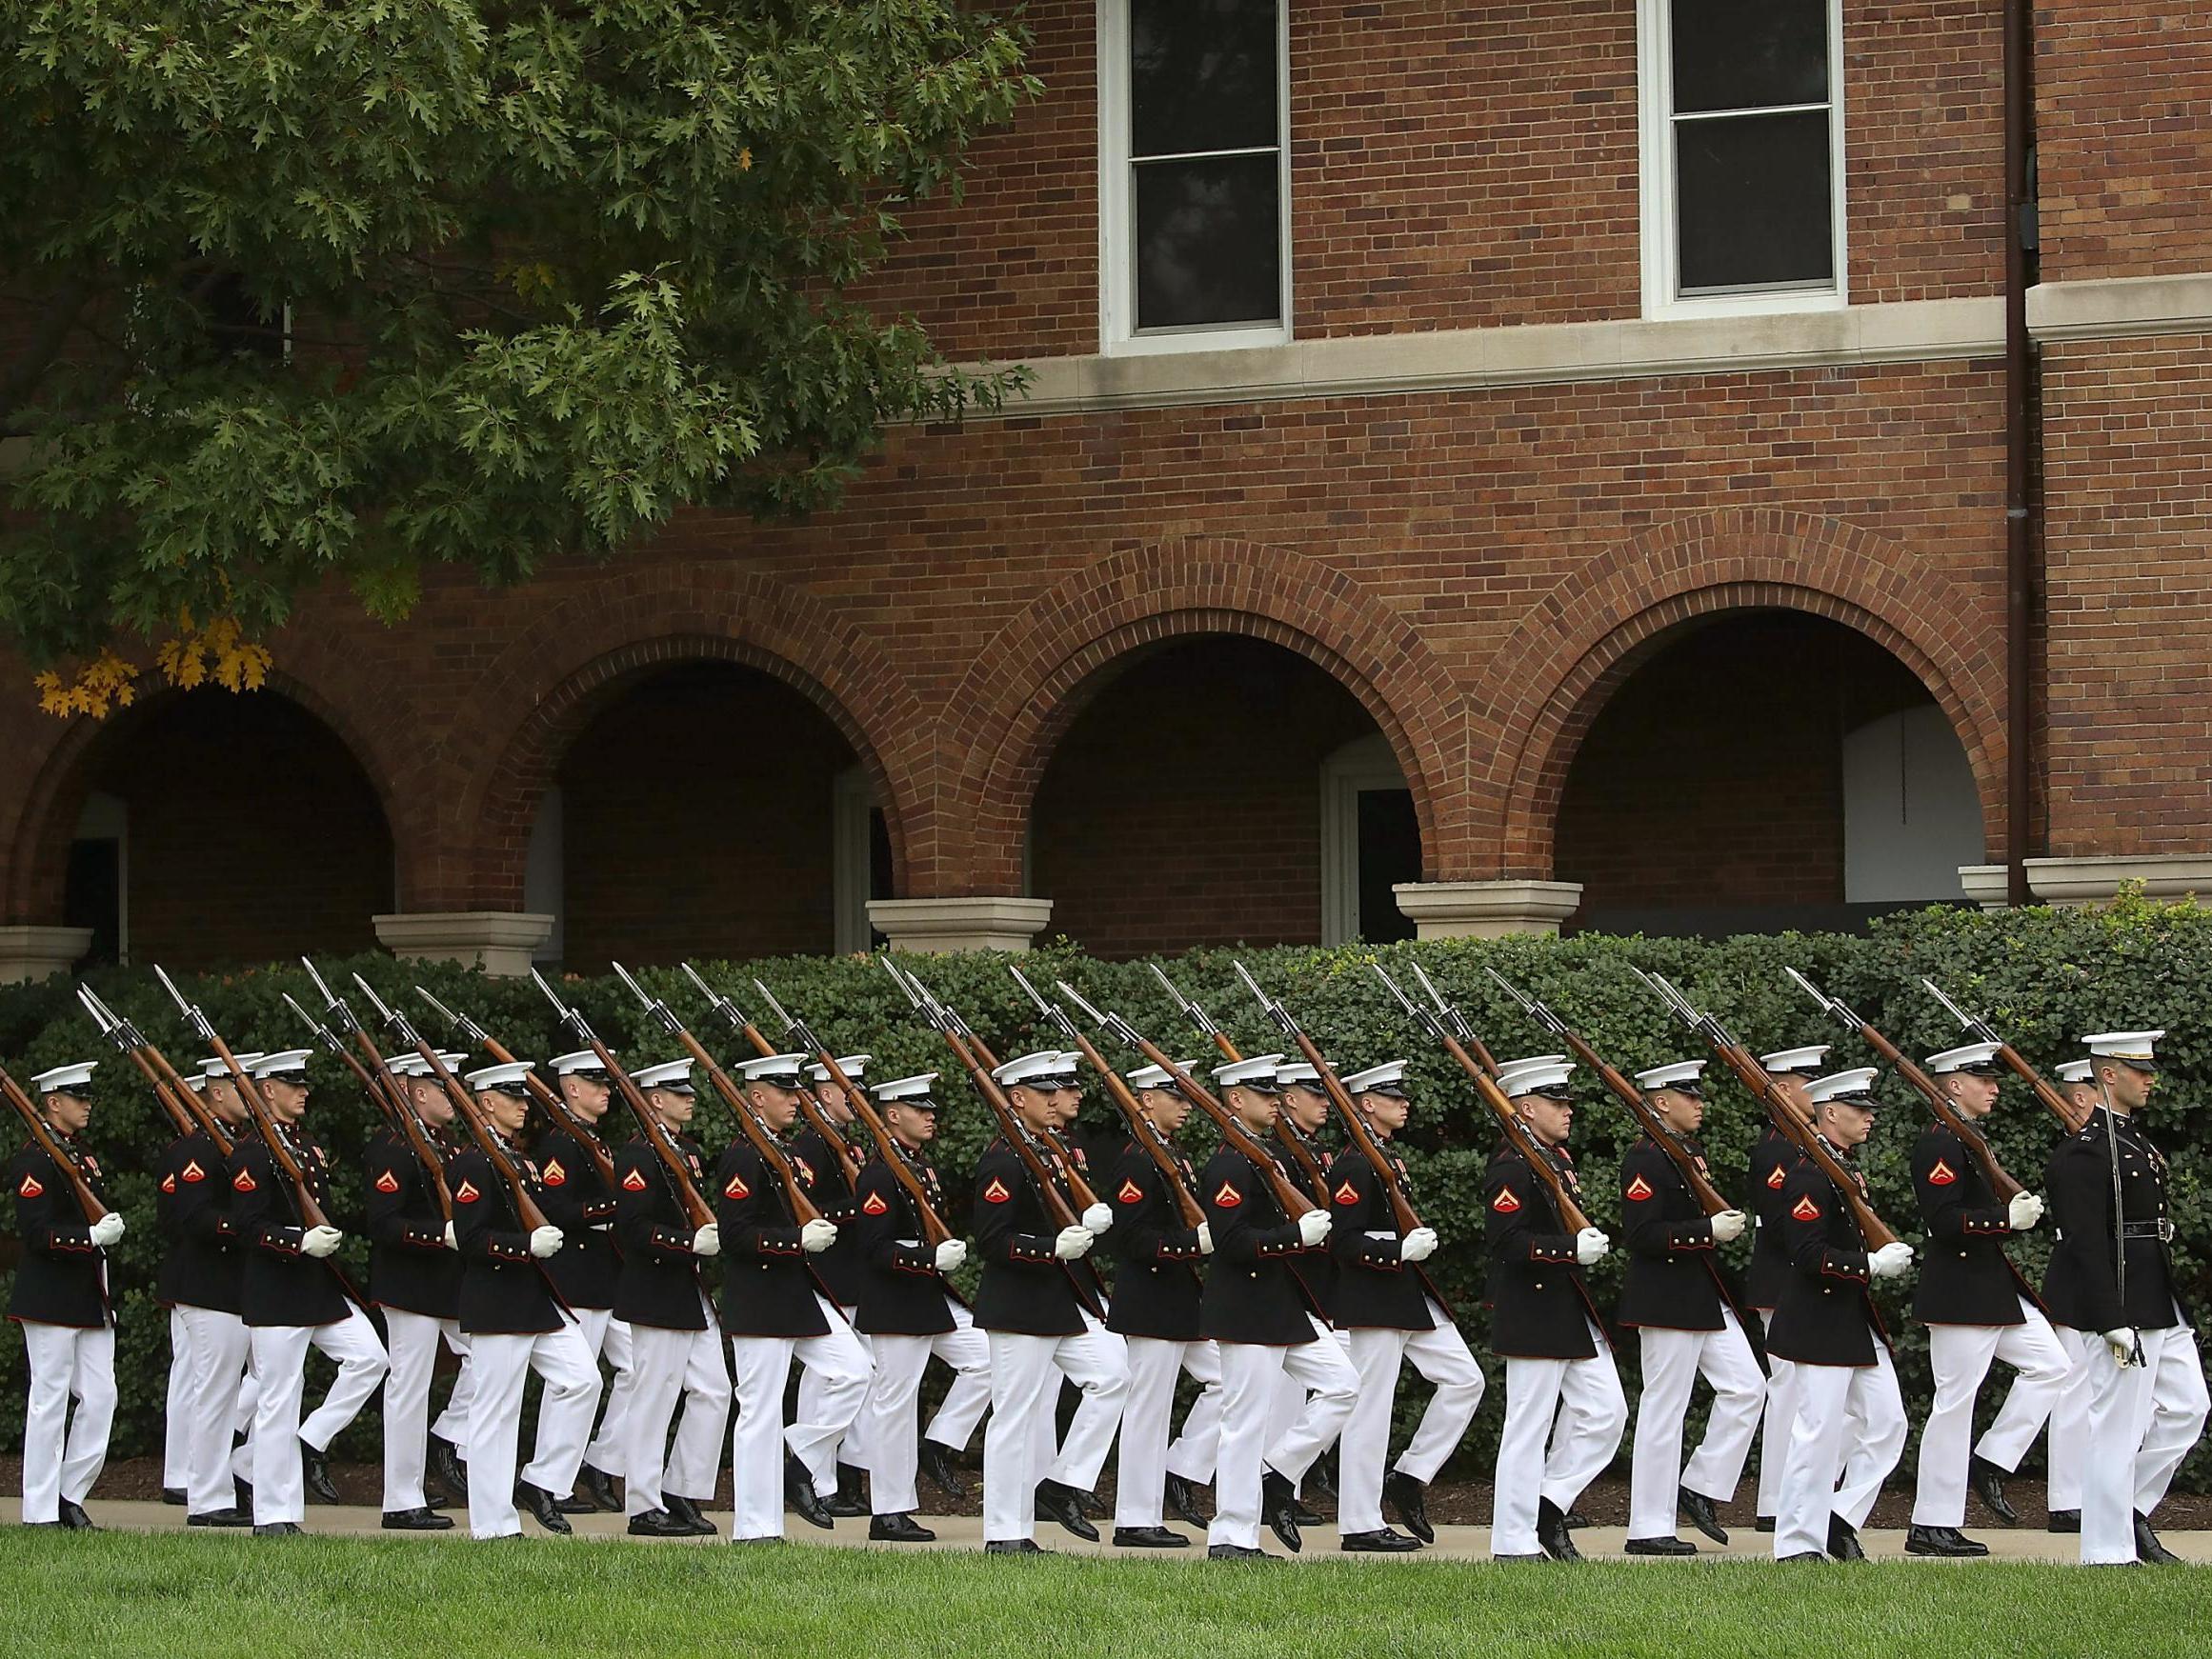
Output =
[
  {"x1": 56, "y1": 691, "x2": 394, "y2": 968},
  {"x1": 540, "y1": 662, "x2": 890, "y2": 971},
  {"x1": 1555, "y1": 612, "x2": 1983, "y2": 935},
  {"x1": 1027, "y1": 636, "x2": 1418, "y2": 957}
]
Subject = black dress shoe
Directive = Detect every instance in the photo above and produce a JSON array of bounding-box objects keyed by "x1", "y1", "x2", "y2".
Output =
[
  {"x1": 1290, "y1": 1496, "x2": 1325, "y2": 1527},
  {"x1": 1382, "y1": 1469, "x2": 1435, "y2": 1546},
  {"x1": 785, "y1": 1454, "x2": 835, "y2": 1530},
  {"x1": 234, "y1": 1476, "x2": 254, "y2": 1514},
  {"x1": 628, "y1": 1509, "x2": 694, "y2": 1538},
  {"x1": 2135, "y1": 1512, "x2": 2183, "y2": 1565},
  {"x1": 1778, "y1": 1550, "x2": 1827, "y2": 1562},
  {"x1": 299, "y1": 1440, "x2": 340, "y2": 1505},
  {"x1": 187, "y1": 1508, "x2": 253, "y2": 1529},
  {"x1": 1826, "y1": 1514, "x2": 1866, "y2": 1562},
  {"x1": 2046, "y1": 1509, "x2": 2081, "y2": 1533},
  {"x1": 985, "y1": 1538, "x2": 1049, "y2": 1555},
  {"x1": 573, "y1": 1462, "x2": 619, "y2": 1513},
  {"x1": 1968, "y1": 1455, "x2": 2019, "y2": 1526},
  {"x1": 1079, "y1": 1488, "x2": 1110, "y2": 1520},
  {"x1": 1537, "y1": 1497, "x2": 1580, "y2": 1562},
  {"x1": 1207, "y1": 1543, "x2": 1267, "y2": 1560},
  {"x1": 1905, "y1": 1525, "x2": 1987, "y2": 1557},
  {"x1": 382, "y1": 1508, "x2": 454, "y2": 1531},
  {"x1": 1163, "y1": 1471, "x2": 1207, "y2": 1529},
  {"x1": 554, "y1": 1490, "x2": 600, "y2": 1515},
  {"x1": 1114, "y1": 1525, "x2": 1191, "y2": 1549},
  {"x1": 1035, "y1": 1478, "x2": 1099, "y2": 1542},
  {"x1": 515, "y1": 1479, "x2": 573, "y2": 1535},
  {"x1": 664, "y1": 1493, "x2": 716, "y2": 1536},
  {"x1": 1260, "y1": 1469, "x2": 1302, "y2": 1554},
  {"x1": 824, "y1": 1464, "x2": 871, "y2": 1520},
  {"x1": 1309, "y1": 1449, "x2": 1338, "y2": 1500},
  {"x1": 871, "y1": 1512, "x2": 938, "y2": 1543},
  {"x1": 253, "y1": 1522, "x2": 304, "y2": 1537},
  {"x1": 57, "y1": 1500, "x2": 96, "y2": 1532},
  {"x1": 1623, "y1": 1535, "x2": 1699, "y2": 1556},
  {"x1": 1755, "y1": 1515, "x2": 1777, "y2": 1533},
  {"x1": 918, "y1": 1439, "x2": 968, "y2": 1501},
  {"x1": 1491, "y1": 1552, "x2": 1549, "y2": 1563},
  {"x1": 162, "y1": 1487, "x2": 188, "y2": 1507},
  {"x1": 429, "y1": 1436, "x2": 469, "y2": 1504},
  {"x1": 1340, "y1": 1528, "x2": 1423, "y2": 1553},
  {"x1": 1562, "y1": 1509, "x2": 1589, "y2": 1529},
  {"x1": 1679, "y1": 1486, "x2": 1727, "y2": 1545}
]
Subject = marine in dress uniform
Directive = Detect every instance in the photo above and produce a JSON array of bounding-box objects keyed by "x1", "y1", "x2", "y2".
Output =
[
  {"x1": 1328, "y1": 1061, "x2": 1482, "y2": 1553},
  {"x1": 1483, "y1": 1057, "x2": 1625, "y2": 1562},
  {"x1": 364, "y1": 1049, "x2": 470, "y2": 1530},
  {"x1": 1264, "y1": 1061, "x2": 1346, "y2": 1511},
  {"x1": 1104, "y1": 1062, "x2": 1220, "y2": 1549},
  {"x1": 1199, "y1": 1055, "x2": 1354, "y2": 1561},
  {"x1": 541, "y1": 1049, "x2": 633, "y2": 1514},
  {"x1": 2040, "y1": 1058, "x2": 2105, "y2": 1531},
  {"x1": 850, "y1": 1072, "x2": 989, "y2": 1541},
  {"x1": 2044, "y1": 1030, "x2": 2208, "y2": 1566},
  {"x1": 1747, "y1": 1043, "x2": 1825, "y2": 1531},
  {"x1": 10, "y1": 1063, "x2": 119, "y2": 1530},
  {"x1": 449, "y1": 1061, "x2": 601, "y2": 1540},
  {"x1": 718, "y1": 1053, "x2": 871, "y2": 1543},
  {"x1": 793, "y1": 1054, "x2": 874, "y2": 1517},
  {"x1": 155, "y1": 1059, "x2": 253, "y2": 1527},
  {"x1": 1904, "y1": 1042, "x2": 2068, "y2": 1556},
  {"x1": 1616, "y1": 1060, "x2": 1760, "y2": 1554},
  {"x1": 612, "y1": 1059, "x2": 731, "y2": 1537},
  {"x1": 230, "y1": 1050, "x2": 390, "y2": 1534},
  {"x1": 1767, "y1": 1068, "x2": 1915, "y2": 1562}
]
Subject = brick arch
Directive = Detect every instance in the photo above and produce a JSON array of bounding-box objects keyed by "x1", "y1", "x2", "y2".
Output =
[
  {"x1": 1471, "y1": 510, "x2": 2006, "y2": 876},
  {"x1": 936, "y1": 538, "x2": 1467, "y2": 894},
  {"x1": 442, "y1": 565, "x2": 925, "y2": 911}
]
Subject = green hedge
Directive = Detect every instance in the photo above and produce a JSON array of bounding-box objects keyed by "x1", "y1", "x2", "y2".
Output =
[{"x1": 3, "y1": 897, "x2": 2206, "y2": 1492}]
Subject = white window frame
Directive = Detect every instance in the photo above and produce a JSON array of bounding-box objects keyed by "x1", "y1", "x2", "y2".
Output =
[
  {"x1": 832, "y1": 766, "x2": 877, "y2": 956},
  {"x1": 1097, "y1": 0, "x2": 1294, "y2": 356},
  {"x1": 1637, "y1": 0, "x2": 1848, "y2": 320},
  {"x1": 1317, "y1": 733, "x2": 1409, "y2": 947}
]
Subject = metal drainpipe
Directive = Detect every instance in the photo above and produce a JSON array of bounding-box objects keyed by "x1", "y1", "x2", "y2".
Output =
[{"x1": 2003, "y1": 0, "x2": 2034, "y2": 904}]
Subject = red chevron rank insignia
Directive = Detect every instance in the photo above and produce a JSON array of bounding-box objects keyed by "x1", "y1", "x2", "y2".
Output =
[
  {"x1": 161, "y1": 1173, "x2": 176, "y2": 1194},
  {"x1": 1213, "y1": 1181, "x2": 1242, "y2": 1208},
  {"x1": 1334, "y1": 1181, "x2": 1359, "y2": 1206},
  {"x1": 621, "y1": 1169, "x2": 649, "y2": 1191},
  {"x1": 454, "y1": 1180, "x2": 480, "y2": 1204},
  {"x1": 1491, "y1": 1185, "x2": 1521, "y2": 1213},
  {"x1": 231, "y1": 1169, "x2": 255, "y2": 1193},
  {"x1": 1766, "y1": 1164, "x2": 1787, "y2": 1189},
  {"x1": 1117, "y1": 1179, "x2": 1144, "y2": 1205},
  {"x1": 182, "y1": 1159, "x2": 206, "y2": 1184},
  {"x1": 723, "y1": 1171, "x2": 750, "y2": 1200},
  {"x1": 861, "y1": 1189, "x2": 889, "y2": 1216},
  {"x1": 1791, "y1": 1194, "x2": 1821, "y2": 1221},
  {"x1": 1927, "y1": 1159, "x2": 1958, "y2": 1187},
  {"x1": 542, "y1": 1159, "x2": 567, "y2": 1187},
  {"x1": 373, "y1": 1169, "x2": 401, "y2": 1194},
  {"x1": 1624, "y1": 1175, "x2": 1655, "y2": 1202},
  {"x1": 17, "y1": 1172, "x2": 42, "y2": 1198},
  {"x1": 982, "y1": 1177, "x2": 1011, "y2": 1205}
]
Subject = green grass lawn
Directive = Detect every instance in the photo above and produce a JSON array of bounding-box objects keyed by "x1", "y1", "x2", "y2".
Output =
[{"x1": 4, "y1": 1531, "x2": 2206, "y2": 1659}]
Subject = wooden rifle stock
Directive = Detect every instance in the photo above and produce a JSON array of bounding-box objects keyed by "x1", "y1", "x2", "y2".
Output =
[
  {"x1": 225, "y1": 1044, "x2": 331, "y2": 1230},
  {"x1": 329, "y1": 1026, "x2": 455, "y2": 1224},
  {"x1": 718, "y1": 983, "x2": 862, "y2": 1191},
  {"x1": 1994, "y1": 1043, "x2": 2090, "y2": 1133},
  {"x1": 944, "y1": 1028, "x2": 1082, "y2": 1230},
  {"x1": 663, "y1": 1028, "x2": 817, "y2": 1228},
  {"x1": 1553, "y1": 1028, "x2": 1731, "y2": 1217},
  {"x1": 952, "y1": 1025, "x2": 1103, "y2": 1214},
  {"x1": 419, "y1": 1050, "x2": 550, "y2": 1233},
  {"x1": 79, "y1": 988, "x2": 233, "y2": 1155},
  {"x1": 1711, "y1": 1041, "x2": 1900, "y2": 1251},
  {"x1": 492, "y1": 1039, "x2": 621, "y2": 1193},
  {"x1": 0, "y1": 1064, "x2": 108, "y2": 1222},
  {"x1": 1123, "y1": 1034, "x2": 1324, "y2": 1219},
  {"x1": 1150, "y1": 969, "x2": 1331, "y2": 1204}
]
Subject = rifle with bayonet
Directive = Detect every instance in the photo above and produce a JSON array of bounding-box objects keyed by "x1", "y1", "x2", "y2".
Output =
[
  {"x1": 1233, "y1": 960, "x2": 1424, "y2": 1233},
  {"x1": 1786, "y1": 967, "x2": 2023, "y2": 1200},
  {"x1": 1012, "y1": 966, "x2": 1206, "y2": 1229},
  {"x1": 76, "y1": 983, "x2": 230, "y2": 1153},
  {"x1": 600, "y1": 964, "x2": 802, "y2": 1228},
  {"x1": 0, "y1": 1061, "x2": 108, "y2": 1222},
  {"x1": 738, "y1": 969, "x2": 950, "y2": 1245},
  {"x1": 1920, "y1": 976, "x2": 2087, "y2": 1133},
  {"x1": 1369, "y1": 963, "x2": 1590, "y2": 1234},
  {"x1": 725, "y1": 971, "x2": 861, "y2": 1189},
  {"x1": 286, "y1": 970, "x2": 451, "y2": 1222},
  {"x1": 1484, "y1": 966, "x2": 1728, "y2": 1216},
  {"x1": 412, "y1": 985, "x2": 618, "y2": 1190},
  {"x1": 1148, "y1": 962, "x2": 1331, "y2": 1203},
  {"x1": 1638, "y1": 968, "x2": 1900, "y2": 1250}
]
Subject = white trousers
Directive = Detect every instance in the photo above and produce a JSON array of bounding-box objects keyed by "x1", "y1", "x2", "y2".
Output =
[
  {"x1": 1341, "y1": 1304, "x2": 1484, "y2": 1534},
  {"x1": 863, "y1": 1302, "x2": 994, "y2": 1516},
  {"x1": 800, "y1": 1304, "x2": 875, "y2": 1473},
  {"x1": 465, "y1": 1319, "x2": 600, "y2": 1539},
  {"x1": 1913, "y1": 1301, "x2": 2070, "y2": 1526},
  {"x1": 622, "y1": 1317, "x2": 733, "y2": 1516},
  {"x1": 573, "y1": 1308, "x2": 635, "y2": 1476},
  {"x1": 2081, "y1": 1322, "x2": 2210, "y2": 1564},
  {"x1": 19, "y1": 1322, "x2": 115, "y2": 1525},
  {"x1": 172, "y1": 1306, "x2": 251, "y2": 1515},
  {"x1": 1114, "y1": 1336, "x2": 1224, "y2": 1529},
  {"x1": 728, "y1": 1300, "x2": 873, "y2": 1541},
  {"x1": 1773, "y1": 1345, "x2": 1906, "y2": 1558},
  {"x1": 1266, "y1": 1323, "x2": 1353, "y2": 1495},
  {"x1": 382, "y1": 1308, "x2": 473, "y2": 1512},
  {"x1": 2041, "y1": 1326, "x2": 2096, "y2": 1510},
  {"x1": 1492, "y1": 1327, "x2": 1627, "y2": 1557},
  {"x1": 1630, "y1": 1310, "x2": 1764, "y2": 1539},
  {"x1": 982, "y1": 1314, "x2": 1133, "y2": 1544},
  {"x1": 1210, "y1": 1319, "x2": 1358, "y2": 1551},
  {"x1": 163, "y1": 1308, "x2": 191, "y2": 1489},
  {"x1": 1754, "y1": 1307, "x2": 1794, "y2": 1519},
  {"x1": 248, "y1": 1306, "x2": 389, "y2": 1526}
]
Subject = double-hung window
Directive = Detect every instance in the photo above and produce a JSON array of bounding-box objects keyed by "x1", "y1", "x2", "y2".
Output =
[
  {"x1": 1639, "y1": 0, "x2": 1845, "y2": 316},
  {"x1": 1099, "y1": 0, "x2": 1290, "y2": 353}
]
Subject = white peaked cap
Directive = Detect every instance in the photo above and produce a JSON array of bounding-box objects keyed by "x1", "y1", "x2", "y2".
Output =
[
  {"x1": 1804, "y1": 1066, "x2": 1880, "y2": 1106},
  {"x1": 1497, "y1": 1057, "x2": 1574, "y2": 1098},
  {"x1": 1925, "y1": 1042, "x2": 2003, "y2": 1075},
  {"x1": 1341, "y1": 1061, "x2": 1409, "y2": 1095},
  {"x1": 873, "y1": 1072, "x2": 939, "y2": 1106},
  {"x1": 549, "y1": 1049, "x2": 611, "y2": 1077},
  {"x1": 386, "y1": 1051, "x2": 465, "y2": 1079},
  {"x1": 808, "y1": 1054, "x2": 871, "y2": 1084},
  {"x1": 249, "y1": 1050, "x2": 312, "y2": 1079},
  {"x1": 632, "y1": 1058, "x2": 695, "y2": 1093},
  {"x1": 1760, "y1": 1045, "x2": 1831, "y2": 1075},
  {"x1": 2082, "y1": 1030, "x2": 2164, "y2": 1069},
  {"x1": 464, "y1": 1060, "x2": 534, "y2": 1095},
  {"x1": 1125, "y1": 1061, "x2": 1192, "y2": 1092},
  {"x1": 1275, "y1": 1060, "x2": 1322, "y2": 1089},
  {"x1": 202, "y1": 1053, "x2": 262, "y2": 1079},
  {"x1": 992, "y1": 1049, "x2": 1075, "y2": 1089},
  {"x1": 2055, "y1": 1059, "x2": 2095, "y2": 1084},
  {"x1": 31, "y1": 1061, "x2": 97, "y2": 1095},
  {"x1": 1634, "y1": 1059, "x2": 1707, "y2": 1093},
  {"x1": 736, "y1": 1053, "x2": 808, "y2": 1087},
  {"x1": 1212, "y1": 1053, "x2": 1285, "y2": 1090}
]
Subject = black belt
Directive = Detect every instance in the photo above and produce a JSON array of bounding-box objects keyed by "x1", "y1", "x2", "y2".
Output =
[{"x1": 2121, "y1": 1219, "x2": 2176, "y2": 1243}]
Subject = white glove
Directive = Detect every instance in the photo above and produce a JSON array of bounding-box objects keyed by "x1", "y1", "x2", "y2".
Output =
[
  {"x1": 2103, "y1": 1327, "x2": 2140, "y2": 1366},
  {"x1": 301, "y1": 1225, "x2": 344, "y2": 1259},
  {"x1": 2007, "y1": 1191, "x2": 2045, "y2": 1231},
  {"x1": 800, "y1": 1218, "x2": 838, "y2": 1253},
  {"x1": 1196, "y1": 1222, "x2": 1214, "y2": 1256},
  {"x1": 1574, "y1": 1227, "x2": 1610, "y2": 1265},
  {"x1": 1399, "y1": 1226, "x2": 1439, "y2": 1263},
  {"x1": 934, "y1": 1239, "x2": 968, "y2": 1274},
  {"x1": 88, "y1": 1212, "x2": 126, "y2": 1248},
  {"x1": 1709, "y1": 1209, "x2": 1748, "y2": 1244},
  {"x1": 441, "y1": 1221, "x2": 457, "y2": 1250},
  {"x1": 1082, "y1": 1202, "x2": 1114, "y2": 1235},
  {"x1": 1869, "y1": 1241, "x2": 1914, "y2": 1279},
  {"x1": 1297, "y1": 1207, "x2": 1332, "y2": 1248},
  {"x1": 1054, "y1": 1225, "x2": 1095, "y2": 1261},
  {"x1": 528, "y1": 1225, "x2": 564, "y2": 1259},
  {"x1": 691, "y1": 1223, "x2": 721, "y2": 1258}
]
